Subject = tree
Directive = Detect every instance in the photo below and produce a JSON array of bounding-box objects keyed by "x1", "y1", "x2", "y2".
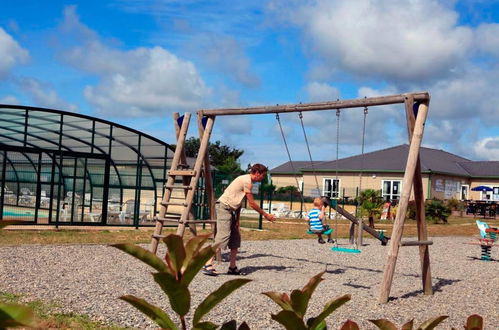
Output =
[
  {"x1": 217, "y1": 156, "x2": 244, "y2": 175},
  {"x1": 357, "y1": 189, "x2": 384, "y2": 228},
  {"x1": 179, "y1": 137, "x2": 244, "y2": 168},
  {"x1": 276, "y1": 186, "x2": 298, "y2": 194}
]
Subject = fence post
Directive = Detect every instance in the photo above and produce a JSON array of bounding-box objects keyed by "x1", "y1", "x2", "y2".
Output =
[{"x1": 258, "y1": 184, "x2": 264, "y2": 230}]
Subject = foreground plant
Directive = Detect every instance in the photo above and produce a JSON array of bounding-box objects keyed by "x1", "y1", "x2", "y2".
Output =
[
  {"x1": 263, "y1": 271, "x2": 350, "y2": 330},
  {"x1": 369, "y1": 316, "x2": 448, "y2": 330},
  {"x1": 112, "y1": 234, "x2": 251, "y2": 330}
]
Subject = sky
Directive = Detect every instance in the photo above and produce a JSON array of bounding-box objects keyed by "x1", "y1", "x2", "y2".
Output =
[{"x1": 1, "y1": 0, "x2": 499, "y2": 169}]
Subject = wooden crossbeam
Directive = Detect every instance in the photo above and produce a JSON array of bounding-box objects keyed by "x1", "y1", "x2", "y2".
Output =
[{"x1": 199, "y1": 92, "x2": 430, "y2": 116}]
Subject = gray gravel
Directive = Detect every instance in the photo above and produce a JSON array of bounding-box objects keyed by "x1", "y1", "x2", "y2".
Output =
[{"x1": 0, "y1": 237, "x2": 498, "y2": 329}]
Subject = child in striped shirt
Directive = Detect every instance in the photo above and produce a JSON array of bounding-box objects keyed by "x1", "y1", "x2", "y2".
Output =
[{"x1": 305, "y1": 197, "x2": 334, "y2": 244}]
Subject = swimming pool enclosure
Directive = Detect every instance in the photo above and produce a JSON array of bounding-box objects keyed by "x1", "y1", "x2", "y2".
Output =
[{"x1": 0, "y1": 105, "x2": 209, "y2": 227}]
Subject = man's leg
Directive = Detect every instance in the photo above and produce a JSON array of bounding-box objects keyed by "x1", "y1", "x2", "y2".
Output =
[{"x1": 229, "y1": 248, "x2": 238, "y2": 268}]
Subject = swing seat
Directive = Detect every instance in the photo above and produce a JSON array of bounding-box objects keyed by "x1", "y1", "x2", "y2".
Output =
[
  {"x1": 307, "y1": 228, "x2": 333, "y2": 235},
  {"x1": 331, "y1": 246, "x2": 361, "y2": 254}
]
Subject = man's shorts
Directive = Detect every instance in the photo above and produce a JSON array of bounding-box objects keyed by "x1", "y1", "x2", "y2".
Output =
[{"x1": 213, "y1": 202, "x2": 241, "y2": 250}]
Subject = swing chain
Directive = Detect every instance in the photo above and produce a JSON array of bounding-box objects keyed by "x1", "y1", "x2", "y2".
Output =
[
  {"x1": 275, "y1": 113, "x2": 306, "y2": 207},
  {"x1": 298, "y1": 111, "x2": 320, "y2": 193}
]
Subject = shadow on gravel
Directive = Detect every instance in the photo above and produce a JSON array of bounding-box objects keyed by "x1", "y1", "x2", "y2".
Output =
[
  {"x1": 467, "y1": 256, "x2": 499, "y2": 262},
  {"x1": 238, "y1": 252, "x2": 383, "y2": 274},
  {"x1": 398, "y1": 277, "x2": 461, "y2": 299},
  {"x1": 239, "y1": 265, "x2": 291, "y2": 275},
  {"x1": 343, "y1": 282, "x2": 371, "y2": 290}
]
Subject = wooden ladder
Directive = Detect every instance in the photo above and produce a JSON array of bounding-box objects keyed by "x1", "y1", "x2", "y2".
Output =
[{"x1": 150, "y1": 112, "x2": 216, "y2": 254}]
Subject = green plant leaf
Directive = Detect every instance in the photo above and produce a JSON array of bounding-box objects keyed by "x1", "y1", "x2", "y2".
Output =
[
  {"x1": 301, "y1": 271, "x2": 325, "y2": 308},
  {"x1": 163, "y1": 234, "x2": 186, "y2": 276},
  {"x1": 237, "y1": 321, "x2": 251, "y2": 330},
  {"x1": 402, "y1": 320, "x2": 414, "y2": 330},
  {"x1": 261, "y1": 292, "x2": 293, "y2": 311},
  {"x1": 417, "y1": 316, "x2": 448, "y2": 330},
  {"x1": 120, "y1": 295, "x2": 178, "y2": 330},
  {"x1": 181, "y1": 245, "x2": 216, "y2": 286},
  {"x1": 290, "y1": 289, "x2": 307, "y2": 317},
  {"x1": 153, "y1": 272, "x2": 190, "y2": 317},
  {"x1": 270, "y1": 310, "x2": 307, "y2": 330},
  {"x1": 369, "y1": 319, "x2": 398, "y2": 330},
  {"x1": 193, "y1": 278, "x2": 252, "y2": 325},
  {"x1": 111, "y1": 243, "x2": 169, "y2": 273},
  {"x1": 340, "y1": 320, "x2": 360, "y2": 330},
  {"x1": 309, "y1": 294, "x2": 350, "y2": 329},
  {"x1": 465, "y1": 314, "x2": 483, "y2": 330},
  {"x1": 306, "y1": 317, "x2": 327, "y2": 330},
  {"x1": 0, "y1": 302, "x2": 36, "y2": 328},
  {"x1": 0, "y1": 220, "x2": 20, "y2": 230},
  {"x1": 193, "y1": 321, "x2": 219, "y2": 330},
  {"x1": 182, "y1": 235, "x2": 209, "y2": 272},
  {"x1": 219, "y1": 320, "x2": 237, "y2": 330}
]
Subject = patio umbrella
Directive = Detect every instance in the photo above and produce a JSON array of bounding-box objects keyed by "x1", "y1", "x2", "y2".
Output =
[{"x1": 471, "y1": 185, "x2": 493, "y2": 191}]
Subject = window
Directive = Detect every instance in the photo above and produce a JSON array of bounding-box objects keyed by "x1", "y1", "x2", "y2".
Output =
[
  {"x1": 323, "y1": 178, "x2": 339, "y2": 198},
  {"x1": 493, "y1": 187, "x2": 499, "y2": 201},
  {"x1": 382, "y1": 180, "x2": 401, "y2": 201}
]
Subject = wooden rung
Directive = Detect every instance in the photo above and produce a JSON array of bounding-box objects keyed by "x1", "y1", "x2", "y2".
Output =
[
  {"x1": 152, "y1": 234, "x2": 166, "y2": 239},
  {"x1": 161, "y1": 201, "x2": 188, "y2": 207},
  {"x1": 155, "y1": 215, "x2": 181, "y2": 223},
  {"x1": 164, "y1": 185, "x2": 193, "y2": 190},
  {"x1": 185, "y1": 220, "x2": 217, "y2": 224},
  {"x1": 400, "y1": 240, "x2": 433, "y2": 246},
  {"x1": 168, "y1": 169, "x2": 196, "y2": 176}
]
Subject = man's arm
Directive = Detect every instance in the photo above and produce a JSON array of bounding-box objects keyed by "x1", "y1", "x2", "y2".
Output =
[{"x1": 245, "y1": 191, "x2": 276, "y2": 221}]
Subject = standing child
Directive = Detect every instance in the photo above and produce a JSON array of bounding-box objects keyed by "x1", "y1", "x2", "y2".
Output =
[{"x1": 305, "y1": 197, "x2": 334, "y2": 244}]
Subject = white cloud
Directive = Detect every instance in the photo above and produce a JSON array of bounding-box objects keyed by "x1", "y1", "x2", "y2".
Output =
[
  {"x1": 270, "y1": 0, "x2": 473, "y2": 82},
  {"x1": 0, "y1": 27, "x2": 29, "y2": 79},
  {"x1": 429, "y1": 66, "x2": 499, "y2": 120},
  {"x1": 186, "y1": 34, "x2": 260, "y2": 88},
  {"x1": 473, "y1": 137, "x2": 499, "y2": 160},
  {"x1": 303, "y1": 82, "x2": 340, "y2": 102},
  {"x1": 17, "y1": 78, "x2": 78, "y2": 112},
  {"x1": 0, "y1": 95, "x2": 20, "y2": 104},
  {"x1": 475, "y1": 23, "x2": 499, "y2": 56},
  {"x1": 59, "y1": 5, "x2": 211, "y2": 117}
]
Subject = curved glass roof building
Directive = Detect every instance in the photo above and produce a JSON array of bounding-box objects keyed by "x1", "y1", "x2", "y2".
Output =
[{"x1": 0, "y1": 104, "x2": 174, "y2": 227}]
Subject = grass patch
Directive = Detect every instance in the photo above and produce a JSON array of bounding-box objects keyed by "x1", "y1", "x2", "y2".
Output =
[
  {"x1": 1, "y1": 216, "x2": 497, "y2": 245},
  {"x1": 0, "y1": 291, "x2": 125, "y2": 329}
]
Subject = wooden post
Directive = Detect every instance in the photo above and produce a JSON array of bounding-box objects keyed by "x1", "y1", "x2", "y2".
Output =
[
  {"x1": 379, "y1": 101, "x2": 429, "y2": 303},
  {"x1": 404, "y1": 97, "x2": 433, "y2": 296},
  {"x1": 173, "y1": 113, "x2": 197, "y2": 235},
  {"x1": 197, "y1": 113, "x2": 216, "y2": 224},
  {"x1": 176, "y1": 116, "x2": 215, "y2": 236},
  {"x1": 151, "y1": 113, "x2": 191, "y2": 254}
]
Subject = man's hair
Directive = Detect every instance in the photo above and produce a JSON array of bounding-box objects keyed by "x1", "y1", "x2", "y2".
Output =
[{"x1": 250, "y1": 163, "x2": 268, "y2": 174}]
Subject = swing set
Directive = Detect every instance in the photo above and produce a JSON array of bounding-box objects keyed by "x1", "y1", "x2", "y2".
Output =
[
  {"x1": 150, "y1": 92, "x2": 433, "y2": 303},
  {"x1": 275, "y1": 100, "x2": 378, "y2": 253}
]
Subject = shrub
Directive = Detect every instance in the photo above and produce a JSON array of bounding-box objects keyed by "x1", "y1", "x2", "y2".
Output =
[{"x1": 425, "y1": 199, "x2": 451, "y2": 223}]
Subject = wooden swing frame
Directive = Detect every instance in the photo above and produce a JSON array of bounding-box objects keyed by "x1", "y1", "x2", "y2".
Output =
[{"x1": 195, "y1": 92, "x2": 432, "y2": 303}]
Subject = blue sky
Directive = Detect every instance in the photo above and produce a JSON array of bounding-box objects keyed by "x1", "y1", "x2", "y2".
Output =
[{"x1": 1, "y1": 0, "x2": 499, "y2": 168}]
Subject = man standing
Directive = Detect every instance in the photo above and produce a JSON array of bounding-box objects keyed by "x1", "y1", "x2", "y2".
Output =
[{"x1": 203, "y1": 163, "x2": 276, "y2": 276}]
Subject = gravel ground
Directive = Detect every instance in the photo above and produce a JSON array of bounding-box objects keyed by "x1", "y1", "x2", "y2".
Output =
[{"x1": 0, "y1": 237, "x2": 498, "y2": 329}]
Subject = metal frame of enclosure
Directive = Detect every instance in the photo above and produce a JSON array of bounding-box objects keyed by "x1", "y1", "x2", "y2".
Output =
[{"x1": 0, "y1": 104, "x2": 174, "y2": 227}]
